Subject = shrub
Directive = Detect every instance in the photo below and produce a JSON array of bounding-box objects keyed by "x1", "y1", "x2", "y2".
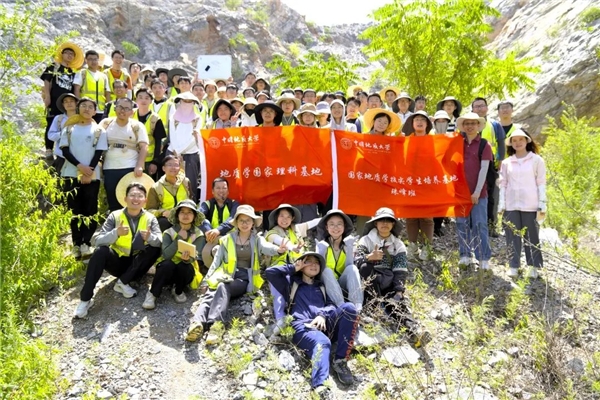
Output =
[
  {"x1": 580, "y1": 6, "x2": 600, "y2": 25},
  {"x1": 225, "y1": 0, "x2": 243, "y2": 11},
  {"x1": 121, "y1": 40, "x2": 140, "y2": 57}
]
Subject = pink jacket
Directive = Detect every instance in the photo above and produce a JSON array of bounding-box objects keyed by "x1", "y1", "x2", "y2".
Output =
[{"x1": 498, "y1": 152, "x2": 547, "y2": 212}]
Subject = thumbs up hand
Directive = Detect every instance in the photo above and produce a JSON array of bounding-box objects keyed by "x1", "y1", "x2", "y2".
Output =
[
  {"x1": 117, "y1": 220, "x2": 130, "y2": 237},
  {"x1": 368, "y1": 244, "x2": 384, "y2": 262}
]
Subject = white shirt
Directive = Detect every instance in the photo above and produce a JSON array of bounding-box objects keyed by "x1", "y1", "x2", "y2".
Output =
[
  {"x1": 103, "y1": 120, "x2": 149, "y2": 170},
  {"x1": 59, "y1": 124, "x2": 109, "y2": 179},
  {"x1": 168, "y1": 118, "x2": 202, "y2": 154}
]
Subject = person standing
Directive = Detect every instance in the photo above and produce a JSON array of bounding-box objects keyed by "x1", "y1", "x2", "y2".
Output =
[{"x1": 73, "y1": 50, "x2": 111, "y2": 123}]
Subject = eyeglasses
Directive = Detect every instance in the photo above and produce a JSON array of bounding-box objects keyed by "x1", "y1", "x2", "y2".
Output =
[
  {"x1": 237, "y1": 219, "x2": 254, "y2": 225},
  {"x1": 472, "y1": 104, "x2": 487, "y2": 109},
  {"x1": 327, "y1": 223, "x2": 345, "y2": 228},
  {"x1": 115, "y1": 105, "x2": 133, "y2": 112}
]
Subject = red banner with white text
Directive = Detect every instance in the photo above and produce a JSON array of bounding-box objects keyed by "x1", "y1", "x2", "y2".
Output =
[
  {"x1": 333, "y1": 131, "x2": 473, "y2": 218},
  {"x1": 200, "y1": 126, "x2": 332, "y2": 210}
]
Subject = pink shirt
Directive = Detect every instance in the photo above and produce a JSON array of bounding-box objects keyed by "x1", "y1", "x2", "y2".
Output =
[{"x1": 499, "y1": 152, "x2": 546, "y2": 211}]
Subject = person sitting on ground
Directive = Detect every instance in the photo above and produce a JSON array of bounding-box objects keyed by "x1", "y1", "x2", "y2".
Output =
[
  {"x1": 185, "y1": 205, "x2": 285, "y2": 343},
  {"x1": 265, "y1": 252, "x2": 359, "y2": 398},
  {"x1": 297, "y1": 103, "x2": 318, "y2": 128},
  {"x1": 329, "y1": 99, "x2": 357, "y2": 132},
  {"x1": 143, "y1": 200, "x2": 206, "y2": 310},
  {"x1": 276, "y1": 93, "x2": 300, "y2": 126},
  {"x1": 74, "y1": 182, "x2": 162, "y2": 318},
  {"x1": 146, "y1": 155, "x2": 193, "y2": 231},
  {"x1": 355, "y1": 207, "x2": 431, "y2": 347},
  {"x1": 363, "y1": 108, "x2": 401, "y2": 136},
  {"x1": 254, "y1": 101, "x2": 283, "y2": 127},
  {"x1": 316, "y1": 209, "x2": 363, "y2": 312}
]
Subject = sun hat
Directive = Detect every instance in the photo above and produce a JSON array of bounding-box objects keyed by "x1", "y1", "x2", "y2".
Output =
[
  {"x1": 363, "y1": 108, "x2": 401, "y2": 134},
  {"x1": 268, "y1": 204, "x2": 301, "y2": 228},
  {"x1": 436, "y1": 96, "x2": 463, "y2": 119},
  {"x1": 316, "y1": 101, "x2": 331, "y2": 115},
  {"x1": 294, "y1": 87, "x2": 304, "y2": 94},
  {"x1": 362, "y1": 207, "x2": 402, "y2": 237},
  {"x1": 231, "y1": 204, "x2": 263, "y2": 229},
  {"x1": 379, "y1": 86, "x2": 401, "y2": 101},
  {"x1": 252, "y1": 77, "x2": 271, "y2": 93},
  {"x1": 115, "y1": 172, "x2": 155, "y2": 207},
  {"x1": 212, "y1": 98, "x2": 235, "y2": 121},
  {"x1": 297, "y1": 103, "x2": 318, "y2": 116},
  {"x1": 303, "y1": 88, "x2": 316, "y2": 95},
  {"x1": 456, "y1": 112, "x2": 486, "y2": 132},
  {"x1": 168, "y1": 199, "x2": 205, "y2": 226},
  {"x1": 505, "y1": 128, "x2": 532, "y2": 146},
  {"x1": 391, "y1": 92, "x2": 415, "y2": 113},
  {"x1": 217, "y1": 86, "x2": 226, "y2": 93},
  {"x1": 230, "y1": 97, "x2": 244, "y2": 107},
  {"x1": 256, "y1": 90, "x2": 271, "y2": 100},
  {"x1": 254, "y1": 101, "x2": 284, "y2": 125},
  {"x1": 203, "y1": 80, "x2": 218, "y2": 91},
  {"x1": 433, "y1": 110, "x2": 452, "y2": 121},
  {"x1": 296, "y1": 251, "x2": 326, "y2": 274},
  {"x1": 242, "y1": 97, "x2": 258, "y2": 111},
  {"x1": 167, "y1": 68, "x2": 188, "y2": 85},
  {"x1": 276, "y1": 93, "x2": 301, "y2": 110},
  {"x1": 141, "y1": 65, "x2": 154, "y2": 74},
  {"x1": 173, "y1": 91, "x2": 201, "y2": 105},
  {"x1": 55, "y1": 42, "x2": 84, "y2": 69},
  {"x1": 155, "y1": 67, "x2": 169, "y2": 77},
  {"x1": 317, "y1": 209, "x2": 353, "y2": 240},
  {"x1": 402, "y1": 110, "x2": 433, "y2": 136},
  {"x1": 56, "y1": 93, "x2": 79, "y2": 114},
  {"x1": 347, "y1": 85, "x2": 364, "y2": 97}
]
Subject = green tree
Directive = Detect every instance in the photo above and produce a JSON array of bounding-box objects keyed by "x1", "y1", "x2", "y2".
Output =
[
  {"x1": 360, "y1": 0, "x2": 538, "y2": 107},
  {"x1": 121, "y1": 40, "x2": 140, "y2": 57},
  {"x1": 266, "y1": 51, "x2": 363, "y2": 92}
]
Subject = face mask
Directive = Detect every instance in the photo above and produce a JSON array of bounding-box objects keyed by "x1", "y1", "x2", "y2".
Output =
[
  {"x1": 246, "y1": 109, "x2": 255, "y2": 117},
  {"x1": 435, "y1": 121, "x2": 449, "y2": 133}
]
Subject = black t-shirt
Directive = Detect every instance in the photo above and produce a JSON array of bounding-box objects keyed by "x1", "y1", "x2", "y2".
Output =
[
  {"x1": 502, "y1": 123, "x2": 513, "y2": 134},
  {"x1": 40, "y1": 64, "x2": 76, "y2": 116}
]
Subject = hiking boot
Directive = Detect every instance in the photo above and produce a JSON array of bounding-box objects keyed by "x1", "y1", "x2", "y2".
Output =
[
  {"x1": 409, "y1": 329, "x2": 432, "y2": 348},
  {"x1": 526, "y1": 266, "x2": 539, "y2": 279},
  {"x1": 44, "y1": 149, "x2": 54, "y2": 160},
  {"x1": 407, "y1": 242, "x2": 419, "y2": 260},
  {"x1": 507, "y1": 267, "x2": 519, "y2": 278},
  {"x1": 142, "y1": 291, "x2": 156, "y2": 310},
  {"x1": 71, "y1": 245, "x2": 81, "y2": 259},
  {"x1": 172, "y1": 287, "x2": 187, "y2": 303},
  {"x1": 489, "y1": 223, "x2": 499, "y2": 238},
  {"x1": 480, "y1": 260, "x2": 491, "y2": 270},
  {"x1": 80, "y1": 244, "x2": 94, "y2": 257},
  {"x1": 205, "y1": 323, "x2": 223, "y2": 345},
  {"x1": 113, "y1": 279, "x2": 137, "y2": 298},
  {"x1": 185, "y1": 322, "x2": 204, "y2": 342},
  {"x1": 458, "y1": 256, "x2": 471, "y2": 266},
  {"x1": 314, "y1": 385, "x2": 334, "y2": 400},
  {"x1": 74, "y1": 300, "x2": 93, "y2": 319},
  {"x1": 418, "y1": 247, "x2": 429, "y2": 261},
  {"x1": 332, "y1": 358, "x2": 354, "y2": 386}
]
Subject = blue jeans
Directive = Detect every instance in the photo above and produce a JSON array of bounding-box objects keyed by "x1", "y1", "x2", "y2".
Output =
[{"x1": 456, "y1": 198, "x2": 491, "y2": 261}]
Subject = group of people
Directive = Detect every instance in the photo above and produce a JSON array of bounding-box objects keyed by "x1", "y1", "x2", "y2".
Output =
[{"x1": 44, "y1": 43, "x2": 548, "y2": 399}]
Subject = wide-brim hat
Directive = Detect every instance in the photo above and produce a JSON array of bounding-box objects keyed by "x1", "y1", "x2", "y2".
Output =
[
  {"x1": 391, "y1": 92, "x2": 415, "y2": 113},
  {"x1": 252, "y1": 78, "x2": 271, "y2": 93},
  {"x1": 242, "y1": 97, "x2": 258, "y2": 111},
  {"x1": 317, "y1": 209, "x2": 353, "y2": 240},
  {"x1": 436, "y1": 96, "x2": 463, "y2": 119},
  {"x1": 141, "y1": 66, "x2": 154, "y2": 74},
  {"x1": 212, "y1": 99, "x2": 235, "y2": 121},
  {"x1": 402, "y1": 110, "x2": 433, "y2": 136},
  {"x1": 297, "y1": 103, "x2": 318, "y2": 116},
  {"x1": 168, "y1": 68, "x2": 188, "y2": 86},
  {"x1": 268, "y1": 204, "x2": 301, "y2": 228},
  {"x1": 363, "y1": 108, "x2": 401, "y2": 135},
  {"x1": 174, "y1": 91, "x2": 201, "y2": 106},
  {"x1": 276, "y1": 93, "x2": 301, "y2": 110},
  {"x1": 296, "y1": 252, "x2": 326, "y2": 274},
  {"x1": 294, "y1": 87, "x2": 304, "y2": 94},
  {"x1": 433, "y1": 110, "x2": 452, "y2": 121},
  {"x1": 231, "y1": 97, "x2": 244, "y2": 107},
  {"x1": 255, "y1": 90, "x2": 271, "y2": 100},
  {"x1": 379, "y1": 86, "x2": 400, "y2": 101},
  {"x1": 347, "y1": 85, "x2": 364, "y2": 97},
  {"x1": 56, "y1": 93, "x2": 79, "y2": 114},
  {"x1": 204, "y1": 80, "x2": 218, "y2": 90},
  {"x1": 243, "y1": 86, "x2": 256, "y2": 95},
  {"x1": 168, "y1": 199, "x2": 205, "y2": 226},
  {"x1": 115, "y1": 172, "x2": 155, "y2": 207},
  {"x1": 55, "y1": 42, "x2": 84, "y2": 70},
  {"x1": 362, "y1": 207, "x2": 402, "y2": 237},
  {"x1": 505, "y1": 128, "x2": 532, "y2": 146},
  {"x1": 456, "y1": 112, "x2": 486, "y2": 132},
  {"x1": 255, "y1": 101, "x2": 284, "y2": 125},
  {"x1": 232, "y1": 204, "x2": 263, "y2": 229},
  {"x1": 155, "y1": 67, "x2": 169, "y2": 77},
  {"x1": 316, "y1": 101, "x2": 331, "y2": 115}
]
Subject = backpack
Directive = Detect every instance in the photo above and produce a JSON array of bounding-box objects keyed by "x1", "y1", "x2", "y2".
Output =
[
  {"x1": 287, "y1": 280, "x2": 327, "y2": 314},
  {"x1": 101, "y1": 117, "x2": 141, "y2": 151},
  {"x1": 64, "y1": 123, "x2": 103, "y2": 148}
]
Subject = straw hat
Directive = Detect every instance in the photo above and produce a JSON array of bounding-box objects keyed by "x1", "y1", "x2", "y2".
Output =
[
  {"x1": 297, "y1": 103, "x2": 318, "y2": 116},
  {"x1": 505, "y1": 129, "x2": 532, "y2": 146},
  {"x1": 316, "y1": 209, "x2": 353, "y2": 240},
  {"x1": 115, "y1": 172, "x2": 155, "y2": 207},
  {"x1": 55, "y1": 42, "x2": 84, "y2": 70},
  {"x1": 379, "y1": 86, "x2": 400, "y2": 101},
  {"x1": 167, "y1": 199, "x2": 205, "y2": 226},
  {"x1": 456, "y1": 112, "x2": 486, "y2": 132},
  {"x1": 362, "y1": 207, "x2": 402, "y2": 237},
  {"x1": 276, "y1": 93, "x2": 301, "y2": 110},
  {"x1": 347, "y1": 84, "x2": 365, "y2": 98},
  {"x1": 363, "y1": 108, "x2": 401, "y2": 134},
  {"x1": 402, "y1": 110, "x2": 433, "y2": 136},
  {"x1": 231, "y1": 204, "x2": 263, "y2": 229},
  {"x1": 436, "y1": 96, "x2": 462, "y2": 119},
  {"x1": 268, "y1": 204, "x2": 301, "y2": 228}
]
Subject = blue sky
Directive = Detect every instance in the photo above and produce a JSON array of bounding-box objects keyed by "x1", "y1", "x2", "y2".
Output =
[{"x1": 281, "y1": 0, "x2": 391, "y2": 25}]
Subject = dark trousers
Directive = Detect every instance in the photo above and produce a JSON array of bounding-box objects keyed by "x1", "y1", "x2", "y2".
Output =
[
  {"x1": 103, "y1": 168, "x2": 134, "y2": 211},
  {"x1": 503, "y1": 211, "x2": 543, "y2": 269},
  {"x1": 182, "y1": 153, "x2": 200, "y2": 203},
  {"x1": 157, "y1": 216, "x2": 172, "y2": 232},
  {"x1": 80, "y1": 245, "x2": 161, "y2": 301},
  {"x1": 192, "y1": 268, "x2": 248, "y2": 325},
  {"x1": 292, "y1": 303, "x2": 358, "y2": 388},
  {"x1": 487, "y1": 165, "x2": 499, "y2": 226},
  {"x1": 63, "y1": 178, "x2": 100, "y2": 246},
  {"x1": 44, "y1": 116, "x2": 55, "y2": 150},
  {"x1": 150, "y1": 259, "x2": 195, "y2": 297}
]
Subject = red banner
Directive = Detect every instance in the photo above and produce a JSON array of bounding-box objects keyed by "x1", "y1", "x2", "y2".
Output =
[
  {"x1": 333, "y1": 131, "x2": 473, "y2": 218},
  {"x1": 200, "y1": 126, "x2": 332, "y2": 210}
]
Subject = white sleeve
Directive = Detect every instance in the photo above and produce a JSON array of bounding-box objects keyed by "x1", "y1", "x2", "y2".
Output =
[{"x1": 73, "y1": 71, "x2": 83, "y2": 86}]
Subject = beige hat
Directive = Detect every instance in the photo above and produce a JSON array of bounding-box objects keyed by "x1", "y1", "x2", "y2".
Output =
[
  {"x1": 379, "y1": 86, "x2": 400, "y2": 100},
  {"x1": 297, "y1": 103, "x2": 318, "y2": 116},
  {"x1": 276, "y1": 93, "x2": 301, "y2": 110},
  {"x1": 505, "y1": 129, "x2": 532, "y2": 146},
  {"x1": 173, "y1": 91, "x2": 201, "y2": 105},
  {"x1": 232, "y1": 205, "x2": 263, "y2": 229},
  {"x1": 115, "y1": 172, "x2": 155, "y2": 207},
  {"x1": 362, "y1": 207, "x2": 401, "y2": 237},
  {"x1": 456, "y1": 112, "x2": 486, "y2": 132}
]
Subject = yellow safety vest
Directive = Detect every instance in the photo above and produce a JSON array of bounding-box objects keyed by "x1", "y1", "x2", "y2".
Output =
[
  {"x1": 164, "y1": 227, "x2": 203, "y2": 289},
  {"x1": 480, "y1": 120, "x2": 498, "y2": 158},
  {"x1": 267, "y1": 227, "x2": 302, "y2": 266},
  {"x1": 157, "y1": 181, "x2": 189, "y2": 210},
  {"x1": 107, "y1": 103, "x2": 117, "y2": 118},
  {"x1": 326, "y1": 247, "x2": 347, "y2": 279},
  {"x1": 204, "y1": 200, "x2": 231, "y2": 229},
  {"x1": 80, "y1": 69, "x2": 107, "y2": 111},
  {"x1": 107, "y1": 69, "x2": 129, "y2": 101},
  {"x1": 202, "y1": 98, "x2": 217, "y2": 118},
  {"x1": 111, "y1": 210, "x2": 150, "y2": 257},
  {"x1": 168, "y1": 87, "x2": 179, "y2": 98},
  {"x1": 133, "y1": 110, "x2": 160, "y2": 162},
  {"x1": 151, "y1": 101, "x2": 170, "y2": 135},
  {"x1": 206, "y1": 235, "x2": 264, "y2": 291}
]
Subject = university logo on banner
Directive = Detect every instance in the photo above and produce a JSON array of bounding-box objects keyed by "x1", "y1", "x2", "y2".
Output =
[
  {"x1": 333, "y1": 131, "x2": 473, "y2": 218},
  {"x1": 200, "y1": 126, "x2": 332, "y2": 210}
]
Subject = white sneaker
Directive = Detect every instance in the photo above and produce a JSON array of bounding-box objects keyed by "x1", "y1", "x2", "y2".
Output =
[
  {"x1": 171, "y1": 287, "x2": 187, "y2": 303},
  {"x1": 418, "y1": 248, "x2": 429, "y2": 261},
  {"x1": 459, "y1": 256, "x2": 471, "y2": 266},
  {"x1": 507, "y1": 267, "x2": 519, "y2": 278},
  {"x1": 80, "y1": 244, "x2": 94, "y2": 257},
  {"x1": 407, "y1": 243, "x2": 419, "y2": 259},
  {"x1": 142, "y1": 291, "x2": 156, "y2": 310},
  {"x1": 72, "y1": 245, "x2": 81, "y2": 258},
  {"x1": 74, "y1": 300, "x2": 93, "y2": 318},
  {"x1": 526, "y1": 266, "x2": 539, "y2": 279},
  {"x1": 480, "y1": 260, "x2": 491, "y2": 270},
  {"x1": 113, "y1": 279, "x2": 137, "y2": 298}
]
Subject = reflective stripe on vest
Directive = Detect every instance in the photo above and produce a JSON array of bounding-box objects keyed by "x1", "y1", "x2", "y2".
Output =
[
  {"x1": 158, "y1": 182, "x2": 188, "y2": 210},
  {"x1": 81, "y1": 69, "x2": 107, "y2": 111},
  {"x1": 481, "y1": 120, "x2": 497, "y2": 158},
  {"x1": 133, "y1": 110, "x2": 159, "y2": 162},
  {"x1": 204, "y1": 200, "x2": 230, "y2": 229},
  {"x1": 165, "y1": 227, "x2": 203, "y2": 288},
  {"x1": 206, "y1": 235, "x2": 264, "y2": 291},
  {"x1": 152, "y1": 101, "x2": 170, "y2": 135},
  {"x1": 111, "y1": 210, "x2": 149, "y2": 257},
  {"x1": 268, "y1": 228, "x2": 302, "y2": 266},
  {"x1": 326, "y1": 246, "x2": 347, "y2": 279},
  {"x1": 108, "y1": 103, "x2": 117, "y2": 118}
]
